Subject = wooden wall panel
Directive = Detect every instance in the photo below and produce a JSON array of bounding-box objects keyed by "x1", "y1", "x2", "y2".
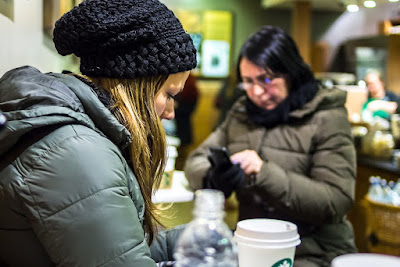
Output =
[
  {"x1": 291, "y1": 1, "x2": 311, "y2": 65},
  {"x1": 386, "y1": 35, "x2": 400, "y2": 94}
]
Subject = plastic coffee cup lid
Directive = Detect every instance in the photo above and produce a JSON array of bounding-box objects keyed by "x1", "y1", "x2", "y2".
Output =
[
  {"x1": 234, "y1": 219, "x2": 300, "y2": 248},
  {"x1": 331, "y1": 253, "x2": 400, "y2": 266}
]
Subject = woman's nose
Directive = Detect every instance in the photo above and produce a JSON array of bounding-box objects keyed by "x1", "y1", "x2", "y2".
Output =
[
  {"x1": 160, "y1": 102, "x2": 175, "y2": 120},
  {"x1": 253, "y1": 83, "x2": 267, "y2": 96}
]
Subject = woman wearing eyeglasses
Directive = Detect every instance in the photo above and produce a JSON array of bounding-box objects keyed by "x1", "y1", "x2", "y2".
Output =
[{"x1": 184, "y1": 26, "x2": 357, "y2": 267}]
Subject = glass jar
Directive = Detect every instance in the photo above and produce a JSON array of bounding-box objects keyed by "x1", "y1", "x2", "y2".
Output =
[
  {"x1": 361, "y1": 130, "x2": 395, "y2": 159},
  {"x1": 352, "y1": 126, "x2": 368, "y2": 153}
]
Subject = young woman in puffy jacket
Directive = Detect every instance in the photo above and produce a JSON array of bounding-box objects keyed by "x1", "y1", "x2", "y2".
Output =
[{"x1": 0, "y1": 0, "x2": 196, "y2": 266}]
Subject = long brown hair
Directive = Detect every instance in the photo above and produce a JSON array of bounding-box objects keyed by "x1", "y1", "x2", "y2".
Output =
[{"x1": 90, "y1": 75, "x2": 168, "y2": 244}]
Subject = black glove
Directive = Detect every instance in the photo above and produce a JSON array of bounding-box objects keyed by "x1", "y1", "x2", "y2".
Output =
[{"x1": 204, "y1": 147, "x2": 245, "y2": 198}]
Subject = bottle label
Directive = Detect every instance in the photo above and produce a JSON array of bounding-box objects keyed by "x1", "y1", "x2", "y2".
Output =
[{"x1": 271, "y1": 258, "x2": 292, "y2": 267}]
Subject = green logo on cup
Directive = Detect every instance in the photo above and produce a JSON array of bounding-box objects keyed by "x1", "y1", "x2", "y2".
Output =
[{"x1": 271, "y1": 258, "x2": 292, "y2": 267}]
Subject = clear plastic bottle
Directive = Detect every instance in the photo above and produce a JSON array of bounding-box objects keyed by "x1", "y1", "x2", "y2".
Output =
[
  {"x1": 174, "y1": 189, "x2": 238, "y2": 267},
  {"x1": 368, "y1": 176, "x2": 384, "y2": 202},
  {"x1": 380, "y1": 179, "x2": 392, "y2": 204},
  {"x1": 393, "y1": 179, "x2": 400, "y2": 195},
  {"x1": 386, "y1": 180, "x2": 400, "y2": 206}
]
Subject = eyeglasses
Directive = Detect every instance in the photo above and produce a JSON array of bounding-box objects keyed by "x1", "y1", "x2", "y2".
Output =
[{"x1": 238, "y1": 73, "x2": 278, "y2": 91}]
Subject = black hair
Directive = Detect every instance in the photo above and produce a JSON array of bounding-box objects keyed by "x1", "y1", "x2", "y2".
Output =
[{"x1": 238, "y1": 25, "x2": 315, "y2": 93}]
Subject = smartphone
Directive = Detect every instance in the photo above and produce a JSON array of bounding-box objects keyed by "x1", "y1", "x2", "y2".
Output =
[{"x1": 208, "y1": 146, "x2": 233, "y2": 168}]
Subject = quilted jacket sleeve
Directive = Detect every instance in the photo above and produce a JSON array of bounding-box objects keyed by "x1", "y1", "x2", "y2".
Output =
[
  {"x1": 150, "y1": 224, "x2": 186, "y2": 263},
  {"x1": 19, "y1": 125, "x2": 158, "y2": 266}
]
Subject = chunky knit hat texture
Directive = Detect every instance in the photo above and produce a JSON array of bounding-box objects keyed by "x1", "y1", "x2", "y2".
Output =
[{"x1": 53, "y1": 0, "x2": 197, "y2": 78}]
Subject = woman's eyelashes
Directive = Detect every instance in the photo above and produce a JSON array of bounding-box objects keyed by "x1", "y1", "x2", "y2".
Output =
[{"x1": 167, "y1": 92, "x2": 177, "y2": 100}]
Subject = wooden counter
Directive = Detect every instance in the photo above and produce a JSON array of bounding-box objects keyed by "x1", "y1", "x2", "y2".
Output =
[{"x1": 348, "y1": 155, "x2": 400, "y2": 252}]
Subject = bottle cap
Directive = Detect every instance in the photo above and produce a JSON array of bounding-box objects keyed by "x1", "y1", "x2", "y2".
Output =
[{"x1": 193, "y1": 189, "x2": 224, "y2": 216}]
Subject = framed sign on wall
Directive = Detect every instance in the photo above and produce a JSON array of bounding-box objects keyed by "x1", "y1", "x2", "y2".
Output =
[{"x1": 175, "y1": 9, "x2": 233, "y2": 78}]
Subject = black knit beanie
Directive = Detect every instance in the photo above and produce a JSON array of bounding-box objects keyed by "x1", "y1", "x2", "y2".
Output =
[{"x1": 53, "y1": 0, "x2": 197, "y2": 78}]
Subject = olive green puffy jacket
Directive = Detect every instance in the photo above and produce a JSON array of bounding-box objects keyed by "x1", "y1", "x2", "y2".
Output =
[
  {"x1": 0, "y1": 66, "x2": 179, "y2": 266},
  {"x1": 185, "y1": 86, "x2": 357, "y2": 265}
]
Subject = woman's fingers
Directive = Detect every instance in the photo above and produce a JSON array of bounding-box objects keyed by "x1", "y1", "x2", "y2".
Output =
[{"x1": 231, "y1": 150, "x2": 263, "y2": 175}]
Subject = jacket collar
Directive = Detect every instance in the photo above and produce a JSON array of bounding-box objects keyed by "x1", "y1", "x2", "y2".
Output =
[{"x1": 0, "y1": 66, "x2": 132, "y2": 157}]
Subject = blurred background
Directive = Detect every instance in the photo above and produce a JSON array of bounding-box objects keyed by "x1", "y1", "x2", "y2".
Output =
[
  {"x1": 1, "y1": 0, "x2": 400, "y2": 254},
  {"x1": 2, "y1": 0, "x2": 399, "y2": 157}
]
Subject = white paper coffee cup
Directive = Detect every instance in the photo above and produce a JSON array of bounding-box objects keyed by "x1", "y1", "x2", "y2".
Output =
[
  {"x1": 166, "y1": 145, "x2": 178, "y2": 172},
  {"x1": 233, "y1": 219, "x2": 300, "y2": 267},
  {"x1": 160, "y1": 146, "x2": 178, "y2": 189}
]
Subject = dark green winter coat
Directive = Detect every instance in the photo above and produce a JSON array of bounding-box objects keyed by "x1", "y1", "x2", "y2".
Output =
[
  {"x1": 0, "y1": 66, "x2": 180, "y2": 266},
  {"x1": 185, "y1": 86, "x2": 357, "y2": 266}
]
